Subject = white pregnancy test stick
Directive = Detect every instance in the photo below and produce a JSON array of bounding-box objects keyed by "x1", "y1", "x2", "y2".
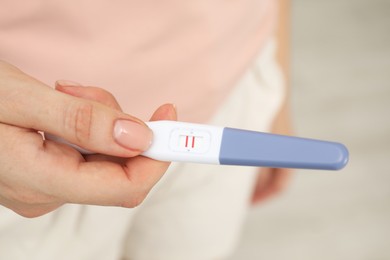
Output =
[
  {"x1": 143, "y1": 121, "x2": 349, "y2": 170},
  {"x1": 45, "y1": 121, "x2": 349, "y2": 170}
]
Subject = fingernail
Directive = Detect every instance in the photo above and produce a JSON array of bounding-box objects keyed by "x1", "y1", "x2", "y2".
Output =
[
  {"x1": 170, "y1": 103, "x2": 178, "y2": 118},
  {"x1": 55, "y1": 80, "x2": 83, "y2": 88},
  {"x1": 114, "y1": 120, "x2": 153, "y2": 151},
  {"x1": 171, "y1": 103, "x2": 177, "y2": 113}
]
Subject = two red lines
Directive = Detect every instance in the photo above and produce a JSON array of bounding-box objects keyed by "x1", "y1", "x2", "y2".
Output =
[{"x1": 185, "y1": 136, "x2": 196, "y2": 148}]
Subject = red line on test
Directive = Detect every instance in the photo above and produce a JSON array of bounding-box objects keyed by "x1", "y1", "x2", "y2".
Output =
[
  {"x1": 192, "y1": 136, "x2": 195, "y2": 148},
  {"x1": 185, "y1": 136, "x2": 189, "y2": 148}
]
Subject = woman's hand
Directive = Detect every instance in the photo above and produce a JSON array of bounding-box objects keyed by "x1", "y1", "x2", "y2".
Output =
[
  {"x1": 251, "y1": 167, "x2": 291, "y2": 204},
  {"x1": 0, "y1": 60, "x2": 176, "y2": 217}
]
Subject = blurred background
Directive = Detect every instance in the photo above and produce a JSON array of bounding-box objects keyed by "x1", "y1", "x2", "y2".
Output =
[{"x1": 229, "y1": 0, "x2": 390, "y2": 259}]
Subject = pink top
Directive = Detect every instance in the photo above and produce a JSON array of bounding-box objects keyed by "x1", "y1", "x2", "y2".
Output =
[{"x1": 0, "y1": 0, "x2": 277, "y2": 123}]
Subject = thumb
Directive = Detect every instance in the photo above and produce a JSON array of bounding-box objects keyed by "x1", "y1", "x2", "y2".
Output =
[{"x1": 0, "y1": 64, "x2": 151, "y2": 157}]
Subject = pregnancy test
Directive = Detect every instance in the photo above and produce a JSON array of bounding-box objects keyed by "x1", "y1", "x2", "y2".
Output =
[
  {"x1": 45, "y1": 121, "x2": 349, "y2": 170},
  {"x1": 142, "y1": 121, "x2": 348, "y2": 170}
]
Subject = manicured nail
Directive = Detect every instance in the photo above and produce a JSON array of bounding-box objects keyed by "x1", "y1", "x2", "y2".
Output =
[
  {"x1": 114, "y1": 120, "x2": 153, "y2": 151},
  {"x1": 55, "y1": 80, "x2": 83, "y2": 88},
  {"x1": 170, "y1": 103, "x2": 178, "y2": 118}
]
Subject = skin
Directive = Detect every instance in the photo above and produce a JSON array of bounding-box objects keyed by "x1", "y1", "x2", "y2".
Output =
[{"x1": 0, "y1": 60, "x2": 177, "y2": 218}]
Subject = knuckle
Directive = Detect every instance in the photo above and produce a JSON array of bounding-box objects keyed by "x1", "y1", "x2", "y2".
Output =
[
  {"x1": 4, "y1": 193, "x2": 50, "y2": 218},
  {"x1": 63, "y1": 101, "x2": 94, "y2": 144},
  {"x1": 7, "y1": 192, "x2": 59, "y2": 218},
  {"x1": 121, "y1": 191, "x2": 147, "y2": 208},
  {"x1": 14, "y1": 208, "x2": 47, "y2": 218}
]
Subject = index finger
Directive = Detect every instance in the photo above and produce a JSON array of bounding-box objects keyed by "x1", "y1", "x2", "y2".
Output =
[{"x1": 0, "y1": 65, "x2": 151, "y2": 157}]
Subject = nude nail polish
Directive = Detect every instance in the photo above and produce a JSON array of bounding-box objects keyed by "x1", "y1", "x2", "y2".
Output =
[{"x1": 113, "y1": 120, "x2": 153, "y2": 151}]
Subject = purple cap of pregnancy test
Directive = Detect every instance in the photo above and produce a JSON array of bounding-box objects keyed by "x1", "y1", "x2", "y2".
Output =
[{"x1": 219, "y1": 128, "x2": 349, "y2": 170}]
